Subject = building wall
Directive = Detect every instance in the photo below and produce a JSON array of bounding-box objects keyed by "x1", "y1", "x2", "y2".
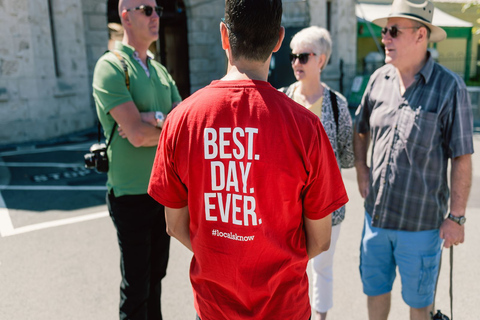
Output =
[
  {"x1": 184, "y1": 0, "x2": 226, "y2": 93},
  {"x1": 0, "y1": 0, "x2": 95, "y2": 146},
  {"x1": 0, "y1": 0, "x2": 357, "y2": 146},
  {"x1": 82, "y1": 0, "x2": 110, "y2": 101}
]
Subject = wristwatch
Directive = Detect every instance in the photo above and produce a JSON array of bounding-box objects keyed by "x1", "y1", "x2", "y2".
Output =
[
  {"x1": 447, "y1": 213, "x2": 466, "y2": 225},
  {"x1": 155, "y1": 111, "x2": 165, "y2": 128}
]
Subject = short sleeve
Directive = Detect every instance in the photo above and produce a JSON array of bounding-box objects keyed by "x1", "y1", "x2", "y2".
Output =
[
  {"x1": 354, "y1": 76, "x2": 376, "y2": 134},
  {"x1": 302, "y1": 120, "x2": 349, "y2": 220},
  {"x1": 148, "y1": 118, "x2": 188, "y2": 208},
  {"x1": 92, "y1": 56, "x2": 132, "y2": 114},
  {"x1": 446, "y1": 86, "x2": 474, "y2": 158}
]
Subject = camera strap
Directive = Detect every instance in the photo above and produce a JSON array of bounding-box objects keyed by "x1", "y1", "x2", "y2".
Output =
[
  {"x1": 96, "y1": 50, "x2": 130, "y2": 149},
  {"x1": 432, "y1": 247, "x2": 454, "y2": 320}
]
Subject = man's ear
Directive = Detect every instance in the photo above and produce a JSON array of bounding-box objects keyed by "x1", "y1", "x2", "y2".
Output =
[
  {"x1": 220, "y1": 22, "x2": 230, "y2": 50},
  {"x1": 417, "y1": 26, "x2": 429, "y2": 44},
  {"x1": 272, "y1": 27, "x2": 285, "y2": 53}
]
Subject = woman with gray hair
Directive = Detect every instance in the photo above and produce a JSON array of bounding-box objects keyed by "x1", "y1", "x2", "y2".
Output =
[{"x1": 280, "y1": 26, "x2": 354, "y2": 320}]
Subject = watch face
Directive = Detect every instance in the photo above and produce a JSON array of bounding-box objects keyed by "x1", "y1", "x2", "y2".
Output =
[
  {"x1": 155, "y1": 112, "x2": 165, "y2": 121},
  {"x1": 449, "y1": 214, "x2": 466, "y2": 225}
]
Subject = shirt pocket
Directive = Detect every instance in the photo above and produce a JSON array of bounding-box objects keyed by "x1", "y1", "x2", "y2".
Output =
[{"x1": 403, "y1": 108, "x2": 439, "y2": 151}]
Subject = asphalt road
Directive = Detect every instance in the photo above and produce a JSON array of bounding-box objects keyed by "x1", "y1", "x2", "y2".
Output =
[{"x1": 0, "y1": 132, "x2": 479, "y2": 320}]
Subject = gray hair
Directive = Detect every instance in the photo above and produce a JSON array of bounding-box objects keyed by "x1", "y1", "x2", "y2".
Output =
[{"x1": 290, "y1": 26, "x2": 332, "y2": 71}]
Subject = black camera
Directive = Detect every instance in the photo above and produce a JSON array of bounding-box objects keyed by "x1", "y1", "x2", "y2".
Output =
[
  {"x1": 84, "y1": 143, "x2": 109, "y2": 173},
  {"x1": 431, "y1": 310, "x2": 449, "y2": 320}
]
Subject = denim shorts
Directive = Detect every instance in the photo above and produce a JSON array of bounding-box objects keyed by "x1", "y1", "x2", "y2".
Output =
[{"x1": 359, "y1": 213, "x2": 442, "y2": 308}]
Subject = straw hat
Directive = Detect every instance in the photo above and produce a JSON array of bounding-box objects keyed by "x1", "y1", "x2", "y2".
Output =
[{"x1": 372, "y1": 0, "x2": 447, "y2": 42}]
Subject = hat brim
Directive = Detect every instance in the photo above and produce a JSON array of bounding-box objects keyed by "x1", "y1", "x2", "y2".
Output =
[{"x1": 372, "y1": 15, "x2": 447, "y2": 42}]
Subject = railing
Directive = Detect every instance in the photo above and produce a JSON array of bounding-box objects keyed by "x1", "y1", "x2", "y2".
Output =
[{"x1": 467, "y1": 87, "x2": 480, "y2": 130}]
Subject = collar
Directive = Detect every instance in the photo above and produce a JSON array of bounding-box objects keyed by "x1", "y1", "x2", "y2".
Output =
[
  {"x1": 114, "y1": 41, "x2": 153, "y2": 61},
  {"x1": 114, "y1": 41, "x2": 153, "y2": 77},
  {"x1": 114, "y1": 41, "x2": 135, "y2": 55},
  {"x1": 416, "y1": 51, "x2": 434, "y2": 84}
]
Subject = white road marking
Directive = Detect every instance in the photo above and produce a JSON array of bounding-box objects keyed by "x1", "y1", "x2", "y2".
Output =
[
  {"x1": 1, "y1": 186, "x2": 109, "y2": 238},
  {"x1": 0, "y1": 193, "x2": 14, "y2": 237},
  {"x1": 0, "y1": 141, "x2": 110, "y2": 237},
  {"x1": 1, "y1": 211, "x2": 109, "y2": 237}
]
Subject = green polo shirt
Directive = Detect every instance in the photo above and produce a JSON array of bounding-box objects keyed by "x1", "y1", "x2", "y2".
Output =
[{"x1": 92, "y1": 41, "x2": 181, "y2": 196}]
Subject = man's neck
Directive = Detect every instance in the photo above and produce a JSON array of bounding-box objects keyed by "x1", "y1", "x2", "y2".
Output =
[
  {"x1": 122, "y1": 36, "x2": 150, "y2": 64},
  {"x1": 395, "y1": 51, "x2": 428, "y2": 91},
  {"x1": 221, "y1": 57, "x2": 270, "y2": 81}
]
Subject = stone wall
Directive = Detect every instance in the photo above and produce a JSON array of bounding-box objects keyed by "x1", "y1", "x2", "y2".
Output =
[
  {"x1": 81, "y1": 0, "x2": 110, "y2": 100},
  {"x1": 0, "y1": 0, "x2": 358, "y2": 146},
  {"x1": 184, "y1": 0, "x2": 226, "y2": 93},
  {"x1": 0, "y1": 0, "x2": 95, "y2": 146},
  {"x1": 183, "y1": 0, "x2": 357, "y2": 94}
]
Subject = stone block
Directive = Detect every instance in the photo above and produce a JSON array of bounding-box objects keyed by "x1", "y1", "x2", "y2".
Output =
[
  {"x1": 188, "y1": 18, "x2": 212, "y2": 33},
  {"x1": 0, "y1": 99, "x2": 28, "y2": 127},
  {"x1": 190, "y1": 72, "x2": 217, "y2": 88},
  {"x1": 0, "y1": 87, "x2": 9, "y2": 102},
  {"x1": 82, "y1": 1, "x2": 107, "y2": 13},
  {"x1": 88, "y1": 14, "x2": 108, "y2": 31},
  {"x1": 190, "y1": 3, "x2": 222, "y2": 18},
  {"x1": 85, "y1": 30, "x2": 109, "y2": 46},
  {"x1": 189, "y1": 32, "x2": 216, "y2": 45},
  {"x1": 189, "y1": 58, "x2": 214, "y2": 73},
  {"x1": 18, "y1": 78, "x2": 39, "y2": 100}
]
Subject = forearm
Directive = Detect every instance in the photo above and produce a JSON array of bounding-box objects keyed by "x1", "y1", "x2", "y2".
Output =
[
  {"x1": 353, "y1": 130, "x2": 371, "y2": 198},
  {"x1": 450, "y1": 154, "x2": 472, "y2": 216},
  {"x1": 353, "y1": 130, "x2": 370, "y2": 169},
  {"x1": 165, "y1": 206, "x2": 192, "y2": 252},
  {"x1": 128, "y1": 123, "x2": 161, "y2": 147},
  {"x1": 304, "y1": 215, "x2": 332, "y2": 259}
]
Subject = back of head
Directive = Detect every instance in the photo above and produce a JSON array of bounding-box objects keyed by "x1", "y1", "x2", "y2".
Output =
[{"x1": 225, "y1": 0, "x2": 282, "y2": 62}]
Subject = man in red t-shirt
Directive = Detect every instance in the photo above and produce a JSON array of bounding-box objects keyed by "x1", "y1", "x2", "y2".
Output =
[{"x1": 148, "y1": 1, "x2": 348, "y2": 319}]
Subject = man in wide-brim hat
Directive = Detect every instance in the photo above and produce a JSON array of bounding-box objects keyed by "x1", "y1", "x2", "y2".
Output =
[{"x1": 353, "y1": 0, "x2": 474, "y2": 319}]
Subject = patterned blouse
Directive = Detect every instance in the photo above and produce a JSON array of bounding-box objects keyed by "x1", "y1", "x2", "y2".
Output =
[{"x1": 281, "y1": 82, "x2": 354, "y2": 225}]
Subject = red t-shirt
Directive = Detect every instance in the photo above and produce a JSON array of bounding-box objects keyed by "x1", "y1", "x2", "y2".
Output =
[{"x1": 148, "y1": 80, "x2": 348, "y2": 320}]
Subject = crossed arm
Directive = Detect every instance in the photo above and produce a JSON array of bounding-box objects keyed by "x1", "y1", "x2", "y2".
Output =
[{"x1": 110, "y1": 101, "x2": 180, "y2": 147}]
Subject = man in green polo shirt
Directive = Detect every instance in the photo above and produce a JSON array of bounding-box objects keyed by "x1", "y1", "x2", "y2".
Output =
[{"x1": 92, "y1": 0, "x2": 181, "y2": 319}]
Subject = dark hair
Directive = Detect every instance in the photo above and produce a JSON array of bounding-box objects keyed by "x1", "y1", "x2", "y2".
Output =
[
  {"x1": 225, "y1": 0, "x2": 282, "y2": 62},
  {"x1": 415, "y1": 21, "x2": 431, "y2": 39}
]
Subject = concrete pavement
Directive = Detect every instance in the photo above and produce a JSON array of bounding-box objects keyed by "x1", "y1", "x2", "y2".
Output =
[
  {"x1": 0, "y1": 135, "x2": 477, "y2": 320},
  {"x1": 162, "y1": 134, "x2": 480, "y2": 320}
]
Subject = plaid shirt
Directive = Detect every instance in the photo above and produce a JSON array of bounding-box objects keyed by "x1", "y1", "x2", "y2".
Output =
[{"x1": 355, "y1": 54, "x2": 474, "y2": 231}]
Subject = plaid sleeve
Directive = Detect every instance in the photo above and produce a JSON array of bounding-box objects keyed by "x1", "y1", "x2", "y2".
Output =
[{"x1": 447, "y1": 86, "x2": 474, "y2": 158}]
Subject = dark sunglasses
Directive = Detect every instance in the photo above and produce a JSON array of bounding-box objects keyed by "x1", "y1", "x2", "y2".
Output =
[
  {"x1": 126, "y1": 5, "x2": 163, "y2": 17},
  {"x1": 289, "y1": 53, "x2": 316, "y2": 64},
  {"x1": 381, "y1": 26, "x2": 419, "y2": 38}
]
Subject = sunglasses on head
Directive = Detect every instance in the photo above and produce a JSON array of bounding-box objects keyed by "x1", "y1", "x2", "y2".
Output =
[
  {"x1": 381, "y1": 26, "x2": 419, "y2": 38},
  {"x1": 289, "y1": 53, "x2": 316, "y2": 64},
  {"x1": 126, "y1": 5, "x2": 163, "y2": 17}
]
